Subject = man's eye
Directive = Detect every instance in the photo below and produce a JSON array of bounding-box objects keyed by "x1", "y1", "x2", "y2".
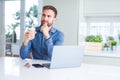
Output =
[
  {"x1": 42, "y1": 14, "x2": 45, "y2": 17},
  {"x1": 48, "y1": 15, "x2": 51, "y2": 17}
]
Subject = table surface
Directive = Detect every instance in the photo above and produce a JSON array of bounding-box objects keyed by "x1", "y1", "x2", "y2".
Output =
[{"x1": 0, "y1": 57, "x2": 120, "y2": 80}]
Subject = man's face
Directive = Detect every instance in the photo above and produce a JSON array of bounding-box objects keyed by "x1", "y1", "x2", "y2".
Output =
[{"x1": 41, "y1": 9, "x2": 56, "y2": 27}]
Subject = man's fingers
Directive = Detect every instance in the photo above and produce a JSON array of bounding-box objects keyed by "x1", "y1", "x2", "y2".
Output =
[{"x1": 25, "y1": 30, "x2": 35, "y2": 40}]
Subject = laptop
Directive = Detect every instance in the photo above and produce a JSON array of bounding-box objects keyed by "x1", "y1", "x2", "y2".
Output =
[{"x1": 42, "y1": 45, "x2": 84, "y2": 69}]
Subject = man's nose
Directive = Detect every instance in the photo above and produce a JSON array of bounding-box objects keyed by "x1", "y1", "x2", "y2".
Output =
[{"x1": 44, "y1": 16, "x2": 48, "y2": 20}]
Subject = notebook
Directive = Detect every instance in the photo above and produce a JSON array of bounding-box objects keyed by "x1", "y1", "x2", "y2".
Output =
[{"x1": 42, "y1": 45, "x2": 84, "y2": 69}]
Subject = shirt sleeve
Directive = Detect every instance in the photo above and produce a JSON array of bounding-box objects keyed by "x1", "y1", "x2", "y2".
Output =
[
  {"x1": 45, "y1": 32, "x2": 64, "y2": 60},
  {"x1": 45, "y1": 37, "x2": 54, "y2": 60},
  {"x1": 20, "y1": 42, "x2": 31, "y2": 59},
  {"x1": 54, "y1": 32, "x2": 64, "y2": 45}
]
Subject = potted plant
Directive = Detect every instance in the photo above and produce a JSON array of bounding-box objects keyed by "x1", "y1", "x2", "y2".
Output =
[
  {"x1": 85, "y1": 35, "x2": 103, "y2": 42},
  {"x1": 6, "y1": 32, "x2": 12, "y2": 42},
  {"x1": 110, "y1": 40, "x2": 117, "y2": 51},
  {"x1": 106, "y1": 36, "x2": 117, "y2": 51},
  {"x1": 6, "y1": 23, "x2": 19, "y2": 43},
  {"x1": 103, "y1": 42, "x2": 110, "y2": 51},
  {"x1": 85, "y1": 35, "x2": 103, "y2": 52}
]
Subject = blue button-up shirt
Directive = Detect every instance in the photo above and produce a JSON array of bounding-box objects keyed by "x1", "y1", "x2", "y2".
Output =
[{"x1": 20, "y1": 26, "x2": 64, "y2": 61}]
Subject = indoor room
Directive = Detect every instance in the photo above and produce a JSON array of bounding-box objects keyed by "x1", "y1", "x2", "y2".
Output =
[{"x1": 0, "y1": 0, "x2": 120, "y2": 80}]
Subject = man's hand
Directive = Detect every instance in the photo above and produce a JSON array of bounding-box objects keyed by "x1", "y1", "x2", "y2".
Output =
[
  {"x1": 24, "y1": 29, "x2": 36, "y2": 46},
  {"x1": 41, "y1": 23, "x2": 50, "y2": 39}
]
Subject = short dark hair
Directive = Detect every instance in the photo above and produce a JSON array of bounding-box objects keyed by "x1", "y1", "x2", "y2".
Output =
[{"x1": 43, "y1": 5, "x2": 57, "y2": 18}]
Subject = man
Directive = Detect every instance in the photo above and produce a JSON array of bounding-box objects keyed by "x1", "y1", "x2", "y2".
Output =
[{"x1": 20, "y1": 5, "x2": 64, "y2": 61}]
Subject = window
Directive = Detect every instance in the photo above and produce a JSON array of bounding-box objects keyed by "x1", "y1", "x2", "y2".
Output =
[
  {"x1": 25, "y1": 0, "x2": 40, "y2": 28},
  {"x1": 5, "y1": 0, "x2": 42, "y2": 56},
  {"x1": 79, "y1": 16, "x2": 120, "y2": 52},
  {"x1": 5, "y1": 1, "x2": 20, "y2": 55},
  {"x1": 5, "y1": 1, "x2": 20, "y2": 40}
]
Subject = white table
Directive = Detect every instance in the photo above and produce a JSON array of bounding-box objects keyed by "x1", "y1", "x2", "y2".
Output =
[{"x1": 0, "y1": 57, "x2": 120, "y2": 80}]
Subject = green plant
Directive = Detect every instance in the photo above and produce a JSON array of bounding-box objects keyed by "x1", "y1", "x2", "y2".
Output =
[
  {"x1": 6, "y1": 32, "x2": 12, "y2": 39},
  {"x1": 85, "y1": 35, "x2": 103, "y2": 42},
  {"x1": 14, "y1": 5, "x2": 38, "y2": 28},
  {"x1": 110, "y1": 40, "x2": 117, "y2": 46},
  {"x1": 6, "y1": 23, "x2": 19, "y2": 43},
  {"x1": 103, "y1": 43, "x2": 110, "y2": 48},
  {"x1": 85, "y1": 35, "x2": 94, "y2": 42},
  {"x1": 108, "y1": 36, "x2": 114, "y2": 41},
  {"x1": 6, "y1": 5, "x2": 38, "y2": 43}
]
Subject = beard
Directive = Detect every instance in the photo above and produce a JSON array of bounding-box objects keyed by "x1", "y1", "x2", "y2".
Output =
[{"x1": 41, "y1": 20, "x2": 53, "y2": 27}]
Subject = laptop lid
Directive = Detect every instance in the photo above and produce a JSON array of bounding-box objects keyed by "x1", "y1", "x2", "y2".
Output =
[{"x1": 46, "y1": 45, "x2": 84, "y2": 69}]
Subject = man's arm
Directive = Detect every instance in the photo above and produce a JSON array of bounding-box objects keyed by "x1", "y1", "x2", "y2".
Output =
[
  {"x1": 45, "y1": 32, "x2": 64, "y2": 60},
  {"x1": 20, "y1": 42, "x2": 31, "y2": 59},
  {"x1": 54, "y1": 32, "x2": 64, "y2": 45},
  {"x1": 20, "y1": 29, "x2": 35, "y2": 59}
]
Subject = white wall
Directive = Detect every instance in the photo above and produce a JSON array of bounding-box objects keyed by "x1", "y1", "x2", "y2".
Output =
[
  {"x1": 84, "y1": 0, "x2": 120, "y2": 16},
  {"x1": 43, "y1": 0, "x2": 79, "y2": 45}
]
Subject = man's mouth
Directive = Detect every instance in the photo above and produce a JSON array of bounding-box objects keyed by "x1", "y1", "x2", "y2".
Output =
[{"x1": 42, "y1": 21, "x2": 47, "y2": 24}]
